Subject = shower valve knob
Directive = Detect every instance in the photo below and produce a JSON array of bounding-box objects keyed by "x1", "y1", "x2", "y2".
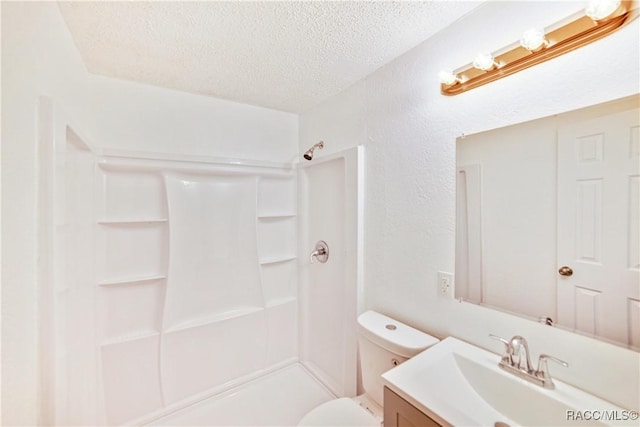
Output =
[{"x1": 309, "y1": 240, "x2": 329, "y2": 264}]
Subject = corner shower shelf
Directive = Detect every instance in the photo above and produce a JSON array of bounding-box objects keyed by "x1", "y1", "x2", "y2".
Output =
[
  {"x1": 98, "y1": 275, "x2": 166, "y2": 287},
  {"x1": 100, "y1": 330, "x2": 160, "y2": 347},
  {"x1": 259, "y1": 255, "x2": 297, "y2": 265},
  {"x1": 164, "y1": 307, "x2": 265, "y2": 335},
  {"x1": 265, "y1": 296, "x2": 297, "y2": 308}
]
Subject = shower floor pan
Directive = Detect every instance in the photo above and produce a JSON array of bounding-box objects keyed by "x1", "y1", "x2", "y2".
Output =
[{"x1": 148, "y1": 363, "x2": 333, "y2": 426}]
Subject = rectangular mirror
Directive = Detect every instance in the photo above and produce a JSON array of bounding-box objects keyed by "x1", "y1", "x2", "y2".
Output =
[{"x1": 455, "y1": 94, "x2": 640, "y2": 351}]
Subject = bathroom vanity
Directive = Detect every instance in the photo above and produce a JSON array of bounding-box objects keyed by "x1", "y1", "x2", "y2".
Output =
[
  {"x1": 383, "y1": 387, "x2": 443, "y2": 427},
  {"x1": 382, "y1": 337, "x2": 637, "y2": 427}
]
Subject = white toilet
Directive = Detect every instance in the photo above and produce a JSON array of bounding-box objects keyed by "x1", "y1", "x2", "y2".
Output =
[{"x1": 298, "y1": 311, "x2": 439, "y2": 426}]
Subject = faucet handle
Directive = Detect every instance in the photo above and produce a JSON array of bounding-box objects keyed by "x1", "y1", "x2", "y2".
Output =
[
  {"x1": 489, "y1": 334, "x2": 509, "y2": 346},
  {"x1": 536, "y1": 354, "x2": 568, "y2": 388},
  {"x1": 537, "y1": 354, "x2": 568, "y2": 371},
  {"x1": 489, "y1": 334, "x2": 512, "y2": 363}
]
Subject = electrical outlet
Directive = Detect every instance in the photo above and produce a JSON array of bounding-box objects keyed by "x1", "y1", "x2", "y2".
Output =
[{"x1": 438, "y1": 271, "x2": 454, "y2": 296}]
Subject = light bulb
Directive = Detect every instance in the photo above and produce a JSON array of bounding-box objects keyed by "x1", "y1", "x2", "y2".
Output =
[
  {"x1": 520, "y1": 28, "x2": 548, "y2": 51},
  {"x1": 585, "y1": 0, "x2": 622, "y2": 21},
  {"x1": 473, "y1": 52, "x2": 496, "y2": 71},
  {"x1": 438, "y1": 70, "x2": 459, "y2": 85}
]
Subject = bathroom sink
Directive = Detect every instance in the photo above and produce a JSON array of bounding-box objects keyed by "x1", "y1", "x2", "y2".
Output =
[{"x1": 382, "y1": 337, "x2": 636, "y2": 426}]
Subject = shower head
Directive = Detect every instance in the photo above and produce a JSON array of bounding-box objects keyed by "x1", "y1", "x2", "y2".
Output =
[{"x1": 303, "y1": 141, "x2": 324, "y2": 161}]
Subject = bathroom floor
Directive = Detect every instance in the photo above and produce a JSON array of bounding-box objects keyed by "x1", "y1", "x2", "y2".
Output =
[{"x1": 148, "y1": 364, "x2": 334, "y2": 426}]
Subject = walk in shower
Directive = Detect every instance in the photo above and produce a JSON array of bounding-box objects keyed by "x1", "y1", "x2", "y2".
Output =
[{"x1": 39, "y1": 98, "x2": 363, "y2": 426}]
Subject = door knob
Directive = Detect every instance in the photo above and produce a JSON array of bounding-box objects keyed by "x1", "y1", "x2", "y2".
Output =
[{"x1": 558, "y1": 266, "x2": 573, "y2": 277}]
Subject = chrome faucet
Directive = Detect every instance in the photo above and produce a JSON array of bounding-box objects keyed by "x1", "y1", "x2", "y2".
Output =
[
  {"x1": 507, "y1": 335, "x2": 533, "y2": 371},
  {"x1": 490, "y1": 334, "x2": 568, "y2": 389}
]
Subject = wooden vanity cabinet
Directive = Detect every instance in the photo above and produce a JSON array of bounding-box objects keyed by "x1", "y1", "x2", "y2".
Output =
[{"x1": 383, "y1": 387, "x2": 443, "y2": 427}]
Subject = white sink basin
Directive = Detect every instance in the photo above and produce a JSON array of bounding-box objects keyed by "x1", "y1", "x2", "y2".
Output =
[{"x1": 382, "y1": 337, "x2": 636, "y2": 426}]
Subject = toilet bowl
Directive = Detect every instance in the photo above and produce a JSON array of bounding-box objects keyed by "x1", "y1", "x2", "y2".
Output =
[
  {"x1": 298, "y1": 311, "x2": 439, "y2": 426},
  {"x1": 297, "y1": 397, "x2": 379, "y2": 426}
]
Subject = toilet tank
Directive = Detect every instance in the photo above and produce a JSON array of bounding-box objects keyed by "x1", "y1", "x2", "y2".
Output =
[{"x1": 357, "y1": 311, "x2": 439, "y2": 406}]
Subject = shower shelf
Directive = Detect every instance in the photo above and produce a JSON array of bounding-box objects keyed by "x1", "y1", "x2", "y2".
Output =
[
  {"x1": 265, "y1": 296, "x2": 297, "y2": 308},
  {"x1": 259, "y1": 255, "x2": 297, "y2": 265},
  {"x1": 98, "y1": 218, "x2": 168, "y2": 225},
  {"x1": 164, "y1": 306, "x2": 265, "y2": 335},
  {"x1": 98, "y1": 274, "x2": 166, "y2": 287},
  {"x1": 257, "y1": 213, "x2": 297, "y2": 219},
  {"x1": 100, "y1": 330, "x2": 160, "y2": 347}
]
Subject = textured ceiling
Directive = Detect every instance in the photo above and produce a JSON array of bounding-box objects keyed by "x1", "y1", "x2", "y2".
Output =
[{"x1": 58, "y1": 1, "x2": 481, "y2": 113}]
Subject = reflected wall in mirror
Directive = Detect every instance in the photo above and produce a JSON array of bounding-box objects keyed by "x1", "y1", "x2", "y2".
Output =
[{"x1": 455, "y1": 95, "x2": 640, "y2": 351}]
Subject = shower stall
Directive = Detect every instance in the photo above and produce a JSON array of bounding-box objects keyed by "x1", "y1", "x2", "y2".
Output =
[{"x1": 38, "y1": 98, "x2": 364, "y2": 426}]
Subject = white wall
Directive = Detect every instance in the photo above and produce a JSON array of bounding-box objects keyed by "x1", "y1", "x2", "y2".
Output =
[
  {"x1": 2, "y1": 4, "x2": 88, "y2": 425},
  {"x1": 300, "y1": 1, "x2": 640, "y2": 410},
  {"x1": 298, "y1": 147, "x2": 363, "y2": 400},
  {"x1": 1, "y1": 2, "x2": 297, "y2": 425},
  {"x1": 84, "y1": 75, "x2": 298, "y2": 162}
]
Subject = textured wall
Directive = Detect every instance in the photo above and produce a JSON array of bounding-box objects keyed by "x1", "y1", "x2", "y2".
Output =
[{"x1": 300, "y1": 1, "x2": 640, "y2": 410}]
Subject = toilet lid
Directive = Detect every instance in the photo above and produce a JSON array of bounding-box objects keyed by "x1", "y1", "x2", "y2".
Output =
[{"x1": 297, "y1": 398, "x2": 380, "y2": 427}]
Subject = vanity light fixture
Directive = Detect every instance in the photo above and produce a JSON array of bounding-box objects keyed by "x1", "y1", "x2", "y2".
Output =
[
  {"x1": 472, "y1": 52, "x2": 498, "y2": 71},
  {"x1": 440, "y1": 0, "x2": 637, "y2": 96},
  {"x1": 586, "y1": 0, "x2": 624, "y2": 20},
  {"x1": 438, "y1": 70, "x2": 460, "y2": 85},
  {"x1": 520, "y1": 28, "x2": 549, "y2": 52}
]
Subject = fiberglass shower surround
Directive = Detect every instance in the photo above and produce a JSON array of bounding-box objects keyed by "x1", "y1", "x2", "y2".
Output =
[
  {"x1": 43, "y1": 98, "x2": 363, "y2": 425},
  {"x1": 49, "y1": 121, "x2": 298, "y2": 425}
]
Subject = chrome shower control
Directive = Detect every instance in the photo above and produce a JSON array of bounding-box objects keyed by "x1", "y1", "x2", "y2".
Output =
[{"x1": 309, "y1": 240, "x2": 329, "y2": 263}]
